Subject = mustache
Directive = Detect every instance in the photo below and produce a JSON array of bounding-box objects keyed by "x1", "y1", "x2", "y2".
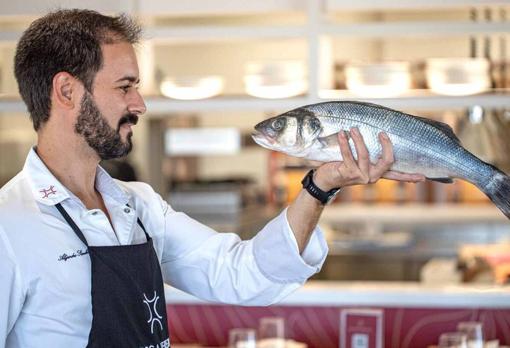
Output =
[{"x1": 117, "y1": 113, "x2": 139, "y2": 131}]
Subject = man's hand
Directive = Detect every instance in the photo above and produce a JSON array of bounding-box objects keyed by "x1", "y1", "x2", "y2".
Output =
[{"x1": 313, "y1": 127, "x2": 426, "y2": 191}]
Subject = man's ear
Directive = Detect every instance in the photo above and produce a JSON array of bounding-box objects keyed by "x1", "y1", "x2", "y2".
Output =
[{"x1": 52, "y1": 72, "x2": 81, "y2": 109}]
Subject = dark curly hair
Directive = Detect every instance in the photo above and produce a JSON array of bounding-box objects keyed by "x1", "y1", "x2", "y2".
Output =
[{"x1": 14, "y1": 9, "x2": 142, "y2": 130}]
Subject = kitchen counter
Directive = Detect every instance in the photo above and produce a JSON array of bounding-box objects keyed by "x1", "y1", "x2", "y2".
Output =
[
  {"x1": 164, "y1": 281, "x2": 510, "y2": 347},
  {"x1": 165, "y1": 280, "x2": 510, "y2": 308}
]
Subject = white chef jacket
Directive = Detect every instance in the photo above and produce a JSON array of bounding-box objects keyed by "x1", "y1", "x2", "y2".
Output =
[{"x1": 0, "y1": 148, "x2": 328, "y2": 348}]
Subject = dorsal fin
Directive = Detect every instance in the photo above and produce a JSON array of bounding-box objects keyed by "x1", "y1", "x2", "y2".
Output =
[
  {"x1": 305, "y1": 100, "x2": 462, "y2": 143},
  {"x1": 412, "y1": 115, "x2": 461, "y2": 144}
]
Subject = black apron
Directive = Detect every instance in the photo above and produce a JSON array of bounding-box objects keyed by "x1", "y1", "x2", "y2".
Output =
[{"x1": 55, "y1": 203, "x2": 170, "y2": 348}]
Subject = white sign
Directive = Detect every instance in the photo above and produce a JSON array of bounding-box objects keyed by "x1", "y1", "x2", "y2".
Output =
[{"x1": 164, "y1": 128, "x2": 241, "y2": 155}]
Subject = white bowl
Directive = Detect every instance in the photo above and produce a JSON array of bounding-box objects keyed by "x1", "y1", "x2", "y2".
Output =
[
  {"x1": 244, "y1": 60, "x2": 306, "y2": 78},
  {"x1": 160, "y1": 75, "x2": 224, "y2": 100},
  {"x1": 243, "y1": 60, "x2": 307, "y2": 99},
  {"x1": 345, "y1": 61, "x2": 411, "y2": 97},
  {"x1": 426, "y1": 58, "x2": 490, "y2": 96},
  {"x1": 244, "y1": 76, "x2": 307, "y2": 99}
]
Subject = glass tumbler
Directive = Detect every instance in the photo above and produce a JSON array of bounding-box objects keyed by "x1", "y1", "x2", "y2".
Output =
[
  {"x1": 457, "y1": 322, "x2": 484, "y2": 348},
  {"x1": 258, "y1": 317, "x2": 285, "y2": 348},
  {"x1": 228, "y1": 328, "x2": 257, "y2": 348},
  {"x1": 438, "y1": 332, "x2": 468, "y2": 348}
]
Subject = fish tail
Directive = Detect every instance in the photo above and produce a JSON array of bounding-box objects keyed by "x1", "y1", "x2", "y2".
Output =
[{"x1": 478, "y1": 168, "x2": 510, "y2": 219}]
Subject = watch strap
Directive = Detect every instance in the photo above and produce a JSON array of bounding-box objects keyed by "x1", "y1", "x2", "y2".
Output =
[{"x1": 301, "y1": 169, "x2": 340, "y2": 205}]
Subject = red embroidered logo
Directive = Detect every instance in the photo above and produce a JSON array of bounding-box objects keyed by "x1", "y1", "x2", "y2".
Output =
[{"x1": 40, "y1": 185, "x2": 57, "y2": 198}]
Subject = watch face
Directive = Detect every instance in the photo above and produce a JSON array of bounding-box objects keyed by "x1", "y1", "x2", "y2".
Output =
[{"x1": 326, "y1": 188, "x2": 341, "y2": 203}]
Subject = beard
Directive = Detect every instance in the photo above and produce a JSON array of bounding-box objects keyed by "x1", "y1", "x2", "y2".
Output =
[{"x1": 75, "y1": 91, "x2": 138, "y2": 160}]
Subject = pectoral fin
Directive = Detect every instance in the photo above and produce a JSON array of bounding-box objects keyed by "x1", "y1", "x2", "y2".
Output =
[{"x1": 428, "y1": 177, "x2": 454, "y2": 184}]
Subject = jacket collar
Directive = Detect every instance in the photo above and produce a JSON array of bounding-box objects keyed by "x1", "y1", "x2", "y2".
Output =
[{"x1": 23, "y1": 147, "x2": 130, "y2": 206}]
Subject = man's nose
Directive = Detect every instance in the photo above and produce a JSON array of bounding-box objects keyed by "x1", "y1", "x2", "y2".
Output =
[{"x1": 127, "y1": 90, "x2": 146, "y2": 115}]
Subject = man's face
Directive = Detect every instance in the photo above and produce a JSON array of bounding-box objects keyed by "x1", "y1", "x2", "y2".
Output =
[{"x1": 74, "y1": 42, "x2": 146, "y2": 160}]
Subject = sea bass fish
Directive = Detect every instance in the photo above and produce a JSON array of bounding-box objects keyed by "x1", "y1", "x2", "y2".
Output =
[{"x1": 252, "y1": 101, "x2": 510, "y2": 219}]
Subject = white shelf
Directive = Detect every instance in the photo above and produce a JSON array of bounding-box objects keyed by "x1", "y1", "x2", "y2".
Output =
[
  {"x1": 0, "y1": 96, "x2": 313, "y2": 115},
  {"x1": 138, "y1": 0, "x2": 306, "y2": 17},
  {"x1": 146, "y1": 25, "x2": 307, "y2": 43},
  {"x1": 2, "y1": 92, "x2": 509, "y2": 115},
  {"x1": 141, "y1": 21, "x2": 510, "y2": 44},
  {"x1": 145, "y1": 96, "x2": 313, "y2": 114},
  {"x1": 326, "y1": 0, "x2": 510, "y2": 11},
  {"x1": 0, "y1": 98, "x2": 26, "y2": 113},
  {"x1": 0, "y1": 0, "x2": 134, "y2": 17},
  {"x1": 322, "y1": 21, "x2": 510, "y2": 38},
  {"x1": 320, "y1": 203, "x2": 508, "y2": 225},
  {"x1": 145, "y1": 93, "x2": 510, "y2": 113},
  {"x1": 0, "y1": 31, "x2": 21, "y2": 44}
]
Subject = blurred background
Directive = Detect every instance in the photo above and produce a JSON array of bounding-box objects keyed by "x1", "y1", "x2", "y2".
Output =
[{"x1": 1, "y1": 0, "x2": 510, "y2": 285}]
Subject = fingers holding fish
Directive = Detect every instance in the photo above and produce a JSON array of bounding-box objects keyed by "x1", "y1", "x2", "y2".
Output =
[
  {"x1": 341, "y1": 129, "x2": 421, "y2": 184},
  {"x1": 336, "y1": 130, "x2": 369, "y2": 186},
  {"x1": 367, "y1": 132, "x2": 395, "y2": 182},
  {"x1": 337, "y1": 131, "x2": 355, "y2": 164},
  {"x1": 330, "y1": 128, "x2": 394, "y2": 188},
  {"x1": 350, "y1": 127, "x2": 370, "y2": 177}
]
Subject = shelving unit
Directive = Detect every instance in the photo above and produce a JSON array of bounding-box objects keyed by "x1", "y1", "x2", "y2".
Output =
[
  {"x1": 1, "y1": 1, "x2": 510, "y2": 222},
  {"x1": 1, "y1": 0, "x2": 510, "y2": 114}
]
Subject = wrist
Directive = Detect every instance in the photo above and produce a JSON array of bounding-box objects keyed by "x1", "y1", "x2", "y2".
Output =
[
  {"x1": 312, "y1": 168, "x2": 336, "y2": 192},
  {"x1": 301, "y1": 169, "x2": 341, "y2": 205}
]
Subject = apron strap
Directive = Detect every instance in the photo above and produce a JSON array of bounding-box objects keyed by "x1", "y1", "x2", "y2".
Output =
[
  {"x1": 127, "y1": 203, "x2": 151, "y2": 241},
  {"x1": 136, "y1": 217, "x2": 150, "y2": 241},
  {"x1": 56, "y1": 202, "x2": 151, "y2": 245},
  {"x1": 55, "y1": 203, "x2": 89, "y2": 247}
]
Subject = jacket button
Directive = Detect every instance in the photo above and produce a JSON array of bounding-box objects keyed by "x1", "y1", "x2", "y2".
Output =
[{"x1": 124, "y1": 208, "x2": 131, "y2": 214}]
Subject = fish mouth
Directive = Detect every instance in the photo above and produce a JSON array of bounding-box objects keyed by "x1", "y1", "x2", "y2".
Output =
[{"x1": 251, "y1": 131, "x2": 276, "y2": 149}]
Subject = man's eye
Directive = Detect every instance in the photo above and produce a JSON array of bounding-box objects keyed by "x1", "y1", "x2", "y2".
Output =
[{"x1": 120, "y1": 86, "x2": 130, "y2": 93}]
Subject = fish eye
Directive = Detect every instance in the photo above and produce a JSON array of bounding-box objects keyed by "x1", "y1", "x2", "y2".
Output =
[{"x1": 272, "y1": 119, "x2": 285, "y2": 130}]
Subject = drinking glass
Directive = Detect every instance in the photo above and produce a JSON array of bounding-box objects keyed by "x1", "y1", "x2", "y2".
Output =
[
  {"x1": 438, "y1": 332, "x2": 468, "y2": 348},
  {"x1": 457, "y1": 322, "x2": 484, "y2": 348},
  {"x1": 228, "y1": 328, "x2": 257, "y2": 348},
  {"x1": 258, "y1": 317, "x2": 285, "y2": 348}
]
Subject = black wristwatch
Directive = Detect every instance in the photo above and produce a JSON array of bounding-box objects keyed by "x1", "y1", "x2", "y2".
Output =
[{"x1": 301, "y1": 169, "x2": 341, "y2": 205}]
